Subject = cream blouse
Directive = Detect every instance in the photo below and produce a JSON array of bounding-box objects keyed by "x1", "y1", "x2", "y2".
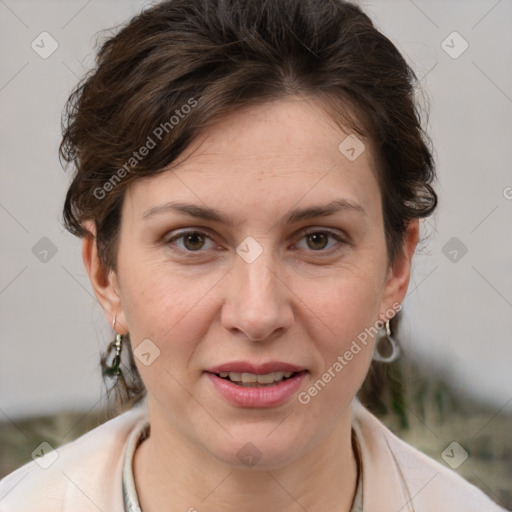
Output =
[{"x1": 1, "y1": 399, "x2": 505, "y2": 511}]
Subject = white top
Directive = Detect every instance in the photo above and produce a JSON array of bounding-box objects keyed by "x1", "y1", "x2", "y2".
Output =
[{"x1": 0, "y1": 399, "x2": 507, "y2": 511}]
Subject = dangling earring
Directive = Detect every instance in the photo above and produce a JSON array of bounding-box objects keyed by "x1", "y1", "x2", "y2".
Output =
[
  {"x1": 372, "y1": 319, "x2": 400, "y2": 363},
  {"x1": 104, "y1": 315, "x2": 123, "y2": 377}
]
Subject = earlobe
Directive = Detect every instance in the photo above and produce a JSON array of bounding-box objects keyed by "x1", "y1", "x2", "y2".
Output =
[{"x1": 81, "y1": 221, "x2": 128, "y2": 334}]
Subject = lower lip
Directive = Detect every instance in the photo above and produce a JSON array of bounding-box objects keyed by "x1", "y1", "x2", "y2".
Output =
[{"x1": 205, "y1": 371, "x2": 308, "y2": 408}]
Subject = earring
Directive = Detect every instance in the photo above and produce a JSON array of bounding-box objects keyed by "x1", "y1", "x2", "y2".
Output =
[
  {"x1": 104, "y1": 315, "x2": 123, "y2": 377},
  {"x1": 372, "y1": 319, "x2": 400, "y2": 363}
]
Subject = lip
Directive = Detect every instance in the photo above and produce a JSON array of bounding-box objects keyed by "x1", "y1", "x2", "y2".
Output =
[
  {"x1": 206, "y1": 361, "x2": 306, "y2": 374},
  {"x1": 205, "y1": 368, "x2": 308, "y2": 408}
]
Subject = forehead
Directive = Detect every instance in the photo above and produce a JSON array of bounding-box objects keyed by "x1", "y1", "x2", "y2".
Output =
[{"x1": 124, "y1": 97, "x2": 381, "y2": 222}]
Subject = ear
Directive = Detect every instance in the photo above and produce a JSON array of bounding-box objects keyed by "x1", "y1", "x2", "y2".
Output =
[
  {"x1": 378, "y1": 218, "x2": 419, "y2": 319},
  {"x1": 82, "y1": 221, "x2": 128, "y2": 334}
]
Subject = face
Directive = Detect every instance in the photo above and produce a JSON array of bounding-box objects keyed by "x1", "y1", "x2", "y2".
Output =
[{"x1": 85, "y1": 96, "x2": 417, "y2": 470}]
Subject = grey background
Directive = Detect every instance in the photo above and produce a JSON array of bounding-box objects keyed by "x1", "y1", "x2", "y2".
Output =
[{"x1": 1, "y1": 0, "x2": 511, "y2": 420}]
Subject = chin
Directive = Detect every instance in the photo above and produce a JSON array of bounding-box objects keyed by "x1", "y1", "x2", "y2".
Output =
[{"x1": 205, "y1": 428, "x2": 309, "y2": 471}]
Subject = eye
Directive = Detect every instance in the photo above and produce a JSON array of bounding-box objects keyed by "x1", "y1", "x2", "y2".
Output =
[
  {"x1": 166, "y1": 230, "x2": 216, "y2": 253},
  {"x1": 164, "y1": 228, "x2": 347, "y2": 255},
  {"x1": 294, "y1": 229, "x2": 346, "y2": 252}
]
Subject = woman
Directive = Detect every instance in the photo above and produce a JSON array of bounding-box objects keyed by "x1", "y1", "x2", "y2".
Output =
[{"x1": 0, "y1": 0, "x2": 507, "y2": 511}]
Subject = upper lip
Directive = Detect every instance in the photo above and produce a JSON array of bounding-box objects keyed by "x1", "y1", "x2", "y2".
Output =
[{"x1": 206, "y1": 361, "x2": 307, "y2": 375}]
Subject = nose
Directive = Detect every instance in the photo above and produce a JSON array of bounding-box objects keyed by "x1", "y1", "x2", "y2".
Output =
[{"x1": 220, "y1": 249, "x2": 294, "y2": 342}]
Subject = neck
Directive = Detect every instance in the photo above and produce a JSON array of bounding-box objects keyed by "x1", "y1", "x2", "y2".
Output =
[{"x1": 133, "y1": 402, "x2": 358, "y2": 512}]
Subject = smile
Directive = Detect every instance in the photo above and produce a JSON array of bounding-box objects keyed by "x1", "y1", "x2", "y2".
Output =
[
  {"x1": 205, "y1": 368, "x2": 308, "y2": 408},
  {"x1": 217, "y1": 371, "x2": 295, "y2": 386}
]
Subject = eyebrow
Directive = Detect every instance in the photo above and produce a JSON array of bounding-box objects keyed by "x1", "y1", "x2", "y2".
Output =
[{"x1": 142, "y1": 199, "x2": 366, "y2": 226}]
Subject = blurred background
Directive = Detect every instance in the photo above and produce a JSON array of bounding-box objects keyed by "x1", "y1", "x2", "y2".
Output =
[{"x1": 1, "y1": 0, "x2": 511, "y2": 508}]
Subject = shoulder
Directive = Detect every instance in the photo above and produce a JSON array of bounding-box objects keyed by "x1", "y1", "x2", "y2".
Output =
[
  {"x1": 352, "y1": 400, "x2": 509, "y2": 512},
  {"x1": 0, "y1": 402, "x2": 149, "y2": 512}
]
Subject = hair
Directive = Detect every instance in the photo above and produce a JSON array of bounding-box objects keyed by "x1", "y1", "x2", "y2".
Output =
[{"x1": 60, "y1": 0, "x2": 438, "y2": 414}]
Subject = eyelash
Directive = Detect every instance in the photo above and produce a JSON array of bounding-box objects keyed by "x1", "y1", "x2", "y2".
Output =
[{"x1": 164, "y1": 228, "x2": 347, "y2": 256}]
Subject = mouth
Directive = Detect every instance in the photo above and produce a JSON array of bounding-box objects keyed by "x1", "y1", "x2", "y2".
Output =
[
  {"x1": 205, "y1": 361, "x2": 307, "y2": 387},
  {"x1": 204, "y1": 362, "x2": 308, "y2": 407},
  {"x1": 214, "y1": 370, "x2": 303, "y2": 387}
]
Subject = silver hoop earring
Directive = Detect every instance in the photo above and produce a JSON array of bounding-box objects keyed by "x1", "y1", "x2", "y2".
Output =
[{"x1": 372, "y1": 319, "x2": 400, "y2": 363}]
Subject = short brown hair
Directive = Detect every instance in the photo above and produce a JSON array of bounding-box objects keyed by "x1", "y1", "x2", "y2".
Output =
[{"x1": 60, "y1": 0, "x2": 437, "y2": 413}]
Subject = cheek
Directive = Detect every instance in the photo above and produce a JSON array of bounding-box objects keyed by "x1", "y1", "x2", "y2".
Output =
[
  {"x1": 293, "y1": 268, "x2": 382, "y2": 400},
  {"x1": 119, "y1": 250, "x2": 200, "y2": 329},
  {"x1": 119, "y1": 270, "x2": 203, "y2": 409},
  {"x1": 119, "y1": 264, "x2": 218, "y2": 367},
  {"x1": 297, "y1": 270, "x2": 383, "y2": 343},
  {"x1": 299, "y1": 281, "x2": 379, "y2": 407}
]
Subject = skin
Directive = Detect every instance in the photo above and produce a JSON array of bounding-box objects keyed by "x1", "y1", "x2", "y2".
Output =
[{"x1": 83, "y1": 96, "x2": 418, "y2": 512}]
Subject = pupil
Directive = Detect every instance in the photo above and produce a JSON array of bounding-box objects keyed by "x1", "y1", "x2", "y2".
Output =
[
  {"x1": 308, "y1": 233, "x2": 327, "y2": 250},
  {"x1": 185, "y1": 232, "x2": 204, "y2": 251}
]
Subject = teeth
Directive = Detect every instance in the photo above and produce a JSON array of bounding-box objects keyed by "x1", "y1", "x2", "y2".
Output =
[
  {"x1": 257, "y1": 372, "x2": 279, "y2": 384},
  {"x1": 220, "y1": 371, "x2": 295, "y2": 385}
]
